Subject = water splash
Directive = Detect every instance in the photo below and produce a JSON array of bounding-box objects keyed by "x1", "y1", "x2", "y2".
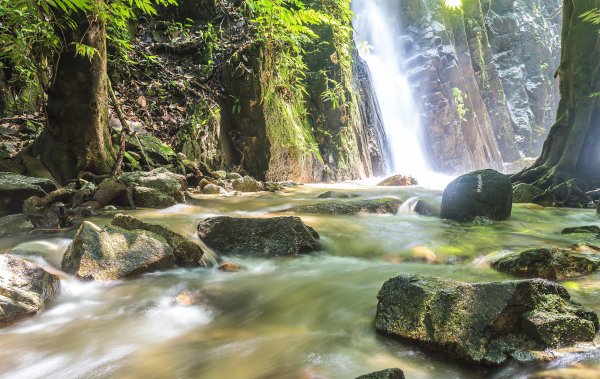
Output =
[{"x1": 352, "y1": 0, "x2": 453, "y2": 189}]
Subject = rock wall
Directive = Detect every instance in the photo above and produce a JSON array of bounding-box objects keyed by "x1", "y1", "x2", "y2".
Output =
[{"x1": 378, "y1": 0, "x2": 561, "y2": 173}]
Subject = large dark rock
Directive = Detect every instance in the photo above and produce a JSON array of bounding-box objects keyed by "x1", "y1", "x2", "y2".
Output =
[
  {"x1": 374, "y1": 275, "x2": 598, "y2": 365},
  {"x1": 0, "y1": 254, "x2": 60, "y2": 326},
  {"x1": 441, "y1": 169, "x2": 512, "y2": 222},
  {"x1": 0, "y1": 173, "x2": 58, "y2": 216},
  {"x1": 282, "y1": 198, "x2": 402, "y2": 215},
  {"x1": 561, "y1": 225, "x2": 600, "y2": 236},
  {"x1": 62, "y1": 221, "x2": 177, "y2": 280},
  {"x1": 490, "y1": 247, "x2": 599, "y2": 280},
  {"x1": 111, "y1": 214, "x2": 204, "y2": 267},
  {"x1": 197, "y1": 216, "x2": 320, "y2": 257},
  {"x1": 355, "y1": 368, "x2": 405, "y2": 379}
]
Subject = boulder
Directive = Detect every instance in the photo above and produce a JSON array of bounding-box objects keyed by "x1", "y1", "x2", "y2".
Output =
[
  {"x1": 317, "y1": 191, "x2": 360, "y2": 199},
  {"x1": 441, "y1": 169, "x2": 512, "y2": 222},
  {"x1": 202, "y1": 184, "x2": 226, "y2": 195},
  {"x1": 513, "y1": 183, "x2": 543, "y2": 204},
  {"x1": 232, "y1": 176, "x2": 263, "y2": 192},
  {"x1": 377, "y1": 175, "x2": 418, "y2": 187},
  {"x1": 111, "y1": 214, "x2": 204, "y2": 267},
  {"x1": 211, "y1": 170, "x2": 227, "y2": 180},
  {"x1": 374, "y1": 275, "x2": 598, "y2": 365},
  {"x1": 0, "y1": 254, "x2": 60, "y2": 326},
  {"x1": 118, "y1": 168, "x2": 186, "y2": 208},
  {"x1": 561, "y1": 225, "x2": 600, "y2": 235},
  {"x1": 226, "y1": 172, "x2": 242, "y2": 180},
  {"x1": 282, "y1": 198, "x2": 402, "y2": 215},
  {"x1": 61, "y1": 221, "x2": 177, "y2": 280},
  {"x1": 490, "y1": 247, "x2": 599, "y2": 280},
  {"x1": 0, "y1": 173, "x2": 58, "y2": 216},
  {"x1": 126, "y1": 134, "x2": 176, "y2": 165},
  {"x1": 0, "y1": 214, "x2": 34, "y2": 236},
  {"x1": 355, "y1": 368, "x2": 405, "y2": 379},
  {"x1": 93, "y1": 178, "x2": 128, "y2": 207},
  {"x1": 197, "y1": 216, "x2": 320, "y2": 257}
]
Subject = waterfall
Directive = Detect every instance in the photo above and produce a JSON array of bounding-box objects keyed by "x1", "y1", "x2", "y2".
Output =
[{"x1": 352, "y1": 0, "x2": 452, "y2": 188}]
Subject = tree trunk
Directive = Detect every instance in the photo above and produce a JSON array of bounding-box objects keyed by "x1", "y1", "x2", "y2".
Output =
[
  {"x1": 512, "y1": 0, "x2": 600, "y2": 203},
  {"x1": 33, "y1": 4, "x2": 115, "y2": 184}
]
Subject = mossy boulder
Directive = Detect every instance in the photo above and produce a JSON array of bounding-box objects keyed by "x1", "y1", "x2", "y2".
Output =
[
  {"x1": 118, "y1": 168, "x2": 186, "y2": 208},
  {"x1": 232, "y1": 176, "x2": 263, "y2": 192},
  {"x1": 561, "y1": 225, "x2": 600, "y2": 236},
  {"x1": 0, "y1": 254, "x2": 60, "y2": 326},
  {"x1": 197, "y1": 216, "x2": 320, "y2": 258},
  {"x1": 282, "y1": 198, "x2": 402, "y2": 215},
  {"x1": 513, "y1": 183, "x2": 543, "y2": 204},
  {"x1": 374, "y1": 275, "x2": 598, "y2": 366},
  {"x1": 355, "y1": 368, "x2": 405, "y2": 379},
  {"x1": 377, "y1": 175, "x2": 418, "y2": 187},
  {"x1": 0, "y1": 173, "x2": 58, "y2": 216},
  {"x1": 61, "y1": 221, "x2": 177, "y2": 280},
  {"x1": 126, "y1": 134, "x2": 176, "y2": 165},
  {"x1": 317, "y1": 191, "x2": 359, "y2": 199},
  {"x1": 111, "y1": 214, "x2": 204, "y2": 267},
  {"x1": 441, "y1": 169, "x2": 512, "y2": 222},
  {"x1": 490, "y1": 247, "x2": 599, "y2": 280}
]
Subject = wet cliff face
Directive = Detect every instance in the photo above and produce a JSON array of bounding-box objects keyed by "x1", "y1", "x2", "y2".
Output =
[{"x1": 388, "y1": 0, "x2": 561, "y2": 173}]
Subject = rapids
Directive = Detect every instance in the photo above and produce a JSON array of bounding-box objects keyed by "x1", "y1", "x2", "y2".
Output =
[{"x1": 0, "y1": 183, "x2": 598, "y2": 379}]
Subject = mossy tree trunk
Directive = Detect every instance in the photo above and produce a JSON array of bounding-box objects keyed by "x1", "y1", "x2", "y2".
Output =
[
  {"x1": 33, "y1": 2, "x2": 115, "y2": 184},
  {"x1": 512, "y1": 0, "x2": 600, "y2": 198}
]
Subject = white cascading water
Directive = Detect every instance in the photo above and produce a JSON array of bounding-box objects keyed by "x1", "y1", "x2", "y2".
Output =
[{"x1": 352, "y1": 0, "x2": 452, "y2": 188}]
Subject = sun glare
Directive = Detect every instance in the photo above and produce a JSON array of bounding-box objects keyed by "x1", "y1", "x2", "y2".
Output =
[{"x1": 444, "y1": 0, "x2": 462, "y2": 9}]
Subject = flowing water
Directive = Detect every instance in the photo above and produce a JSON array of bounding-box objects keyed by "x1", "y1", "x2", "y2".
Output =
[
  {"x1": 0, "y1": 184, "x2": 599, "y2": 379},
  {"x1": 352, "y1": 0, "x2": 455, "y2": 189}
]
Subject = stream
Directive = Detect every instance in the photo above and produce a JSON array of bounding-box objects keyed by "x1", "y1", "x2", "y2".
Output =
[{"x1": 0, "y1": 183, "x2": 598, "y2": 379}]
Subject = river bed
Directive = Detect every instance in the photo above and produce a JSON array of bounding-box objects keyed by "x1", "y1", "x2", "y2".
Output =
[{"x1": 0, "y1": 183, "x2": 598, "y2": 379}]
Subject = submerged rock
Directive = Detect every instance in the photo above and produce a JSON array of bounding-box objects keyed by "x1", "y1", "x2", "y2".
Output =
[
  {"x1": 0, "y1": 173, "x2": 58, "y2": 216},
  {"x1": 513, "y1": 183, "x2": 543, "y2": 204},
  {"x1": 282, "y1": 198, "x2": 402, "y2": 215},
  {"x1": 561, "y1": 225, "x2": 600, "y2": 236},
  {"x1": 530, "y1": 366, "x2": 600, "y2": 379},
  {"x1": 441, "y1": 169, "x2": 512, "y2": 222},
  {"x1": 355, "y1": 368, "x2": 405, "y2": 379},
  {"x1": 317, "y1": 191, "x2": 360, "y2": 199},
  {"x1": 377, "y1": 175, "x2": 418, "y2": 187},
  {"x1": 62, "y1": 221, "x2": 177, "y2": 280},
  {"x1": 111, "y1": 214, "x2": 204, "y2": 267},
  {"x1": 374, "y1": 275, "x2": 598, "y2": 365},
  {"x1": 0, "y1": 254, "x2": 60, "y2": 326},
  {"x1": 232, "y1": 176, "x2": 263, "y2": 192},
  {"x1": 490, "y1": 247, "x2": 599, "y2": 280},
  {"x1": 197, "y1": 216, "x2": 320, "y2": 257}
]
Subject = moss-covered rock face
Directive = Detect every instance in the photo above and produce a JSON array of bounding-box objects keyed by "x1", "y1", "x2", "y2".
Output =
[
  {"x1": 441, "y1": 169, "x2": 512, "y2": 221},
  {"x1": 490, "y1": 247, "x2": 599, "y2": 280},
  {"x1": 513, "y1": 183, "x2": 544, "y2": 204},
  {"x1": 197, "y1": 216, "x2": 320, "y2": 257},
  {"x1": 282, "y1": 198, "x2": 402, "y2": 215},
  {"x1": 374, "y1": 274, "x2": 599, "y2": 366}
]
